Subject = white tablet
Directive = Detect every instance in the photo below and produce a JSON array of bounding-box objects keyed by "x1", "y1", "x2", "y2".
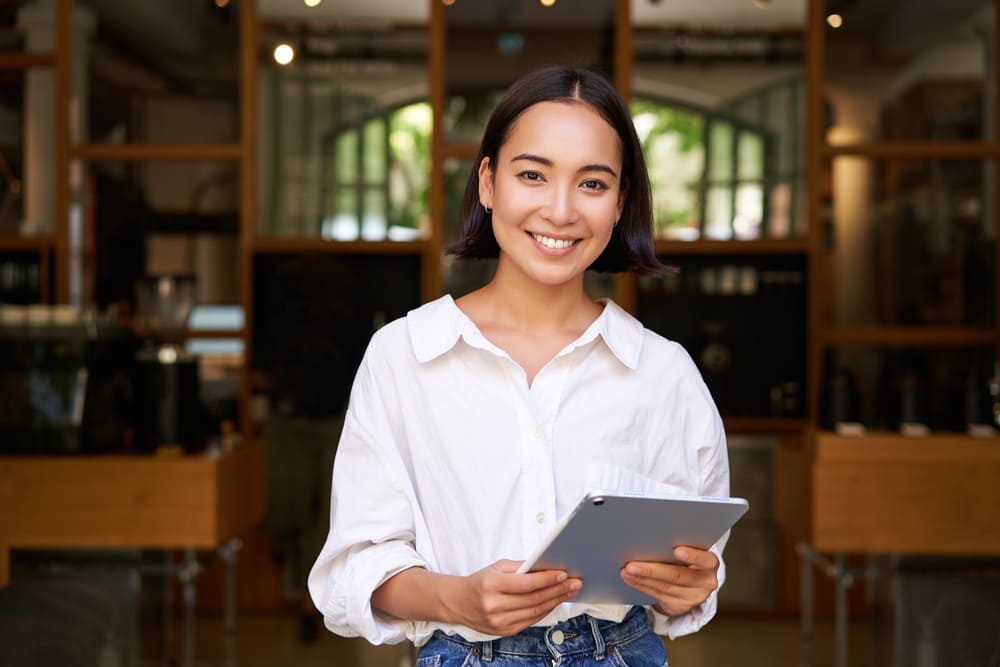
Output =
[{"x1": 516, "y1": 491, "x2": 749, "y2": 606}]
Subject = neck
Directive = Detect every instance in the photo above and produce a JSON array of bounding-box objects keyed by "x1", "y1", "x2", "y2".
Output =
[{"x1": 480, "y1": 260, "x2": 598, "y2": 333}]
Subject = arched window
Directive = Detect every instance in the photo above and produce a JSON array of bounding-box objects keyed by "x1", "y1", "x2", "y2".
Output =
[
  {"x1": 266, "y1": 71, "x2": 802, "y2": 242},
  {"x1": 634, "y1": 96, "x2": 770, "y2": 240},
  {"x1": 322, "y1": 101, "x2": 432, "y2": 241}
]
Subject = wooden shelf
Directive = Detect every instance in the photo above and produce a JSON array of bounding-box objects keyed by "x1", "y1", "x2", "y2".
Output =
[
  {"x1": 654, "y1": 238, "x2": 810, "y2": 255},
  {"x1": 70, "y1": 143, "x2": 242, "y2": 161},
  {"x1": 0, "y1": 235, "x2": 54, "y2": 252},
  {"x1": 724, "y1": 417, "x2": 809, "y2": 434},
  {"x1": 821, "y1": 326, "x2": 996, "y2": 346},
  {"x1": 0, "y1": 52, "x2": 55, "y2": 69},
  {"x1": 252, "y1": 237, "x2": 428, "y2": 254},
  {"x1": 824, "y1": 141, "x2": 1000, "y2": 159}
]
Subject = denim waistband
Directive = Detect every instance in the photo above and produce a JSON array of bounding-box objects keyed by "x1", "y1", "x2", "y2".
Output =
[{"x1": 430, "y1": 606, "x2": 651, "y2": 661}]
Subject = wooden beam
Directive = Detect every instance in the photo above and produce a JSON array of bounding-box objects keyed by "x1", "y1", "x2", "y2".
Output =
[
  {"x1": 805, "y1": 0, "x2": 825, "y2": 426},
  {"x1": 821, "y1": 326, "x2": 996, "y2": 347},
  {"x1": 825, "y1": 141, "x2": 1000, "y2": 159},
  {"x1": 70, "y1": 143, "x2": 242, "y2": 161},
  {"x1": 54, "y1": 0, "x2": 71, "y2": 304},
  {"x1": 238, "y1": 0, "x2": 258, "y2": 443},
  {"x1": 425, "y1": 0, "x2": 446, "y2": 302},
  {"x1": 0, "y1": 52, "x2": 55, "y2": 69},
  {"x1": 252, "y1": 238, "x2": 427, "y2": 254}
]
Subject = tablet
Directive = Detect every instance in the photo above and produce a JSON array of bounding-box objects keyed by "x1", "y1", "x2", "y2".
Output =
[{"x1": 516, "y1": 491, "x2": 749, "y2": 606}]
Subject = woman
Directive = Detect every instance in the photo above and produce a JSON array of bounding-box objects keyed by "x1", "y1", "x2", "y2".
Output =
[{"x1": 309, "y1": 65, "x2": 731, "y2": 666}]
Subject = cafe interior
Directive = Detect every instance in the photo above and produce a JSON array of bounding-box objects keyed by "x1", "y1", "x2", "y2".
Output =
[{"x1": 1, "y1": 0, "x2": 999, "y2": 665}]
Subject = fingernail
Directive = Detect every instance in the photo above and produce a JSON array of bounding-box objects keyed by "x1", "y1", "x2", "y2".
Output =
[
  {"x1": 556, "y1": 572, "x2": 567, "y2": 582},
  {"x1": 568, "y1": 580, "x2": 582, "y2": 591},
  {"x1": 676, "y1": 548, "x2": 689, "y2": 560},
  {"x1": 626, "y1": 565, "x2": 641, "y2": 575}
]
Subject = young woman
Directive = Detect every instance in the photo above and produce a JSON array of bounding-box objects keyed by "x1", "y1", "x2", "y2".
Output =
[{"x1": 309, "y1": 65, "x2": 731, "y2": 666}]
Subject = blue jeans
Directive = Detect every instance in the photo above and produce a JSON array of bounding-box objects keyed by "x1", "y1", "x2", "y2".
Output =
[{"x1": 416, "y1": 606, "x2": 667, "y2": 666}]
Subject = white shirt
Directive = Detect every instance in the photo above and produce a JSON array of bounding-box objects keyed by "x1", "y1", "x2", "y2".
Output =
[{"x1": 308, "y1": 295, "x2": 731, "y2": 647}]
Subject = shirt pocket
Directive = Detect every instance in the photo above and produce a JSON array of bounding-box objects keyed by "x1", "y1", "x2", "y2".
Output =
[{"x1": 585, "y1": 461, "x2": 686, "y2": 498}]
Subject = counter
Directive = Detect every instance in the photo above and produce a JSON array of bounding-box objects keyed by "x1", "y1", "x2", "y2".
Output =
[{"x1": 0, "y1": 441, "x2": 264, "y2": 584}]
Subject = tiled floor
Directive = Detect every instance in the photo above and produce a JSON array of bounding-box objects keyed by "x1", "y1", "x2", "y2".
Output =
[{"x1": 180, "y1": 611, "x2": 874, "y2": 667}]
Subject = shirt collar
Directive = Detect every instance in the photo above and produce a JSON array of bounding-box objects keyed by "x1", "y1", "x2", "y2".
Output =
[{"x1": 406, "y1": 294, "x2": 644, "y2": 370}]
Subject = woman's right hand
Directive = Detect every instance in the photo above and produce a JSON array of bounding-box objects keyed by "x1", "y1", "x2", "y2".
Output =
[{"x1": 446, "y1": 559, "x2": 582, "y2": 636}]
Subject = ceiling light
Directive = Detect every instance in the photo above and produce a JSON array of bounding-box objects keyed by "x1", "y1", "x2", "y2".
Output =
[
  {"x1": 826, "y1": 13, "x2": 843, "y2": 28},
  {"x1": 753, "y1": 0, "x2": 770, "y2": 7},
  {"x1": 214, "y1": 0, "x2": 230, "y2": 7},
  {"x1": 442, "y1": 0, "x2": 456, "y2": 5},
  {"x1": 304, "y1": 0, "x2": 322, "y2": 7},
  {"x1": 540, "y1": 0, "x2": 556, "y2": 6},
  {"x1": 274, "y1": 43, "x2": 295, "y2": 66}
]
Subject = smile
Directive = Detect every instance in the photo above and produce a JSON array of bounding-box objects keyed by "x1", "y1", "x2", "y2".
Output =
[{"x1": 530, "y1": 232, "x2": 577, "y2": 250}]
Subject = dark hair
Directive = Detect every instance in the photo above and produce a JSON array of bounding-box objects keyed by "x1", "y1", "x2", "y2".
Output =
[{"x1": 446, "y1": 65, "x2": 671, "y2": 276}]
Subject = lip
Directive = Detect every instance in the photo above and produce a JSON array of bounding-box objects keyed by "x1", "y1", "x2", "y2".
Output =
[{"x1": 527, "y1": 231, "x2": 580, "y2": 254}]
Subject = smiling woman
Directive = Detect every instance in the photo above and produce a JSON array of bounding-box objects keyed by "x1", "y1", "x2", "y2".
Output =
[{"x1": 308, "y1": 65, "x2": 734, "y2": 667}]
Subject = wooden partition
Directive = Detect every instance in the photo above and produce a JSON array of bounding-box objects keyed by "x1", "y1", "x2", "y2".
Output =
[{"x1": 812, "y1": 432, "x2": 1000, "y2": 554}]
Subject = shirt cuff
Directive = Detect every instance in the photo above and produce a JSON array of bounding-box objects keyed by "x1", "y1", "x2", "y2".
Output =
[
  {"x1": 327, "y1": 541, "x2": 427, "y2": 645},
  {"x1": 650, "y1": 548, "x2": 726, "y2": 639}
]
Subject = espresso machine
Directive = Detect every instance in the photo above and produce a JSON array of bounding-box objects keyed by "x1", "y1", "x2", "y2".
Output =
[{"x1": 133, "y1": 274, "x2": 203, "y2": 454}]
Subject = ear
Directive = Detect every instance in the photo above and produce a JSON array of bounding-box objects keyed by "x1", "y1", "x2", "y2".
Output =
[
  {"x1": 478, "y1": 157, "x2": 494, "y2": 210},
  {"x1": 616, "y1": 178, "x2": 630, "y2": 222}
]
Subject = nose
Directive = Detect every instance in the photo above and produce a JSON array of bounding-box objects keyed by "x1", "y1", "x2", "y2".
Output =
[{"x1": 542, "y1": 185, "x2": 579, "y2": 226}]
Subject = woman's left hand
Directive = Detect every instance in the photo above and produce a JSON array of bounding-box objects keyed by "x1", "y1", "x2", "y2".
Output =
[{"x1": 620, "y1": 546, "x2": 719, "y2": 617}]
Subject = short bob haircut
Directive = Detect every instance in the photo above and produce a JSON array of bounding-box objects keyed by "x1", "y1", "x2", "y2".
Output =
[{"x1": 447, "y1": 65, "x2": 672, "y2": 276}]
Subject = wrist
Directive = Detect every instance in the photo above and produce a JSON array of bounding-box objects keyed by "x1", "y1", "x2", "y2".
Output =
[{"x1": 432, "y1": 573, "x2": 465, "y2": 626}]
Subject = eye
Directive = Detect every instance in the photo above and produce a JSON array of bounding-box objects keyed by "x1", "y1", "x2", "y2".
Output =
[
  {"x1": 518, "y1": 170, "x2": 544, "y2": 182},
  {"x1": 581, "y1": 179, "x2": 609, "y2": 191}
]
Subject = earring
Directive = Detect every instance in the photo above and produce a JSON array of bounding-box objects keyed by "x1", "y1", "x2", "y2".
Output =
[{"x1": 484, "y1": 204, "x2": 493, "y2": 215}]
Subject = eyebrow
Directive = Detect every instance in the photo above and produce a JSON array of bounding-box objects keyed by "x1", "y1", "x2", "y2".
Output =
[{"x1": 509, "y1": 153, "x2": 618, "y2": 179}]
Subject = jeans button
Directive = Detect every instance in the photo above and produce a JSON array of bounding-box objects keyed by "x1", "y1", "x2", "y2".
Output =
[{"x1": 551, "y1": 629, "x2": 565, "y2": 645}]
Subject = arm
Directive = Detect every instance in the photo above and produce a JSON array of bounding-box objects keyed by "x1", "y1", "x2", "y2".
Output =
[
  {"x1": 622, "y1": 351, "x2": 731, "y2": 637},
  {"x1": 309, "y1": 333, "x2": 580, "y2": 642},
  {"x1": 372, "y1": 560, "x2": 581, "y2": 637}
]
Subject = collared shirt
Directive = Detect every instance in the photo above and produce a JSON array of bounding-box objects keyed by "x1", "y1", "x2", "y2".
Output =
[{"x1": 308, "y1": 295, "x2": 731, "y2": 647}]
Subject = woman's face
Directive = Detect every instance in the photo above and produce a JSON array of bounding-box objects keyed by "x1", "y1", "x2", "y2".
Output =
[{"x1": 479, "y1": 100, "x2": 625, "y2": 289}]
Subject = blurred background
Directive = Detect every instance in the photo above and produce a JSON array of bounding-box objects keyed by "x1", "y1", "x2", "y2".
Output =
[{"x1": 1, "y1": 0, "x2": 999, "y2": 665}]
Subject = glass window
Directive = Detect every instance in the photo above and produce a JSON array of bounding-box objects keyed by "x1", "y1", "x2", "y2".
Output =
[
  {"x1": 259, "y1": 25, "x2": 429, "y2": 239},
  {"x1": 825, "y1": 157, "x2": 994, "y2": 328}
]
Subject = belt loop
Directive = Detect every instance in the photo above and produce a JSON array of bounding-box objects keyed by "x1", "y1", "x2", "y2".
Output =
[
  {"x1": 587, "y1": 615, "x2": 606, "y2": 660},
  {"x1": 481, "y1": 639, "x2": 493, "y2": 661}
]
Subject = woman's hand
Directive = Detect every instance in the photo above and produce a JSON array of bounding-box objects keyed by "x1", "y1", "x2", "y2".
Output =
[
  {"x1": 620, "y1": 547, "x2": 719, "y2": 617},
  {"x1": 447, "y1": 559, "x2": 581, "y2": 636}
]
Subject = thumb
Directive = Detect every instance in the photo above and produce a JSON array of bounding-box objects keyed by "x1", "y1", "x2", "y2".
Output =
[{"x1": 490, "y1": 559, "x2": 523, "y2": 574}]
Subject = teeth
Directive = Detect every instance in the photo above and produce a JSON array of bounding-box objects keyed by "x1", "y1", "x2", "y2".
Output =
[{"x1": 531, "y1": 233, "x2": 574, "y2": 249}]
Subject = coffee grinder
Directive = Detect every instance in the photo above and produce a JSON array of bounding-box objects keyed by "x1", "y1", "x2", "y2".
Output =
[{"x1": 133, "y1": 274, "x2": 203, "y2": 454}]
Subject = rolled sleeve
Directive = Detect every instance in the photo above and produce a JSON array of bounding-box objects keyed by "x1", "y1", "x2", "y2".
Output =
[
  {"x1": 311, "y1": 541, "x2": 427, "y2": 644},
  {"x1": 307, "y1": 334, "x2": 430, "y2": 644},
  {"x1": 649, "y1": 542, "x2": 726, "y2": 638}
]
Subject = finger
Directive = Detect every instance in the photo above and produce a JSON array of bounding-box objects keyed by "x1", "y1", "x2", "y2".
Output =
[
  {"x1": 507, "y1": 577, "x2": 581, "y2": 611},
  {"x1": 497, "y1": 579, "x2": 582, "y2": 627},
  {"x1": 497, "y1": 568, "x2": 569, "y2": 595},
  {"x1": 674, "y1": 547, "x2": 719, "y2": 570},
  {"x1": 623, "y1": 562, "x2": 686, "y2": 586}
]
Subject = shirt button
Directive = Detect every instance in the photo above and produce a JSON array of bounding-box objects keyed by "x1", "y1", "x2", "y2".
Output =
[
  {"x1": 536, "y1": 512, "x2": 545, "y2": 524},
  {"x1": 533, "y1": 426, "x2": 544, "y2": 438},
  {"x1": 551, "y1": 629, "x2": 565, "y2": 645}
]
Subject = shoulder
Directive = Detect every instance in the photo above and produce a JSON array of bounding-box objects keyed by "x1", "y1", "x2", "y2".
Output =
[
  {"x1": 601, "y1": 299, "x2": 693, "y2": 374},
  {"x1": 363, "y1": 295, "x2": 461, "y2": 367}
]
